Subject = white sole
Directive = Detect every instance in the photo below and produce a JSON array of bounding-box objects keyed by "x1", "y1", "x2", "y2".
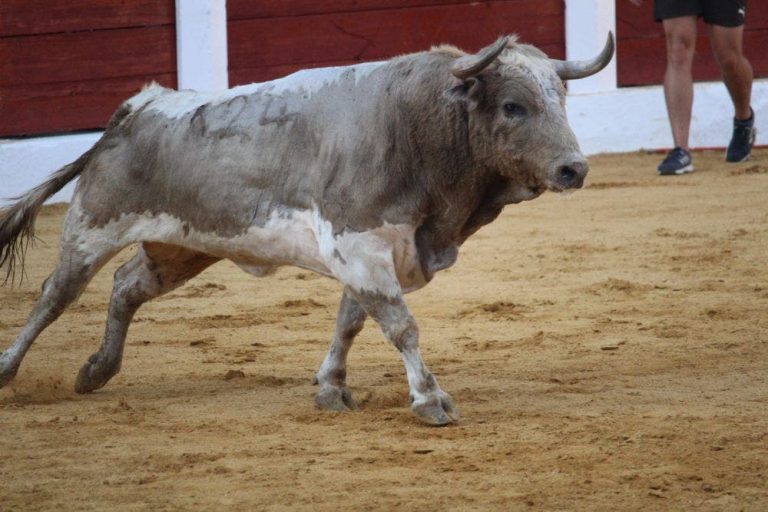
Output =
[
  {"x1": 727, "y1": 153, "x2": 751, "y2": 163},
  {"x1": 658, "y1": 164, "x2": 694, "y2": 175}
]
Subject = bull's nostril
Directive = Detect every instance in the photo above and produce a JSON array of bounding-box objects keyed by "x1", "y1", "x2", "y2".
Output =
[{"x1": 559, "y1": 166, "x2": 577, "y2": 186}]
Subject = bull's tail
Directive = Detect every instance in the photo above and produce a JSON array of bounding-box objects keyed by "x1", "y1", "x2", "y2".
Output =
[{"x1": 0, "y1": 147, "x2": 94, "y2": 284}]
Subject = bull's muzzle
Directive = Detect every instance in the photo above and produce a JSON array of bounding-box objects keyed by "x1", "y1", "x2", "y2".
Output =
[{"x1": 556, "y1": 161, "x2": 588, "y2": 190}]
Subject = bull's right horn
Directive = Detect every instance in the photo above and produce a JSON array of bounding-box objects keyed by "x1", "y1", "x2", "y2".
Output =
[
  {"x1": 551, "y1": 32, "x2": 615, "y2": 80},
  {"x1": 451, "y1": 36, "x2": 511, "y2": 80}
]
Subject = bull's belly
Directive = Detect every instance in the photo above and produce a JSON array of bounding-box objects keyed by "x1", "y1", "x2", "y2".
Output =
[{"x1": 71, "y1": 201, "x2": 429, "y2": 296}]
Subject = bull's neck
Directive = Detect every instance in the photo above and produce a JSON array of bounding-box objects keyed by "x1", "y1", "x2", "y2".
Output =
[
  {"x1": 378, "y1": 55, "x2": 508, "y2": 280},
  {"x1": 384, "y1": 55, "x2": 491, "y2": 226}
]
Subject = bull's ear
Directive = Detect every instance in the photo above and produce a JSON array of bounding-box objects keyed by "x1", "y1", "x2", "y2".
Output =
[{"x1": 445, "y1": 77, "x2": 482, "y2": 108}]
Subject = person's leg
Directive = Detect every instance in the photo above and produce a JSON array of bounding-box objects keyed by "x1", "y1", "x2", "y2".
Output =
[
  {"x1": 709, "y1": 24, "x2": 753, "y2": 120},
  {"x1": 662, "y1": 16, "x2": 698, "y2": 150},
  {"x1": 702, "y1": 0, "x2": 755, "y2": 161}
]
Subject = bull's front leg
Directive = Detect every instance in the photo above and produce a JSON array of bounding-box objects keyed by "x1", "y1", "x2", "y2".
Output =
[{"x1": 350, "y1": 289, "x2": 459, "y2": 426}]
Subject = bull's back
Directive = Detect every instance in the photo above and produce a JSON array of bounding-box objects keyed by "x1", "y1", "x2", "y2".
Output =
[
  {"x1": 75, "y1": 85, "x2": 311, "y2": 237},
  {"x1": 76, "y1": 61, "x2": 397, "y2": 235}
]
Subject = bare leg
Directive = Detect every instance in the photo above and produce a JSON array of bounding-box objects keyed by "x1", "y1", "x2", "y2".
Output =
[
  {"x1": 314, "y1": 290, "x2": 366, "y2": 411},
  {"x1": 0, "y1": 239, "x2": 121, "y2": 387},
  {"x1": 708, "y1": 24, "x2": 753, "y2": 120},
  {"x1": 662, "y1": 17, "x2": 697, "y2": 150},
  {"x1": 75, "y1": 243, "x2": 218, "y2": 393},
  {"x1": 350, "y1": 289, "x2": 458, "y2": 425}
]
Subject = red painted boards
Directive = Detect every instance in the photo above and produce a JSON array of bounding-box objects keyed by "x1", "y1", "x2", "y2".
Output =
[
  {"x1": 617, "y1": 1, "x2": 768, "y2": 87},
  {"x1": 228, "y1": 0, "x2": 565, "y2": 86},
  {"x1": 0, "y1": 0, "x2": 176, "y2": 137},
  {"x1": 1, "y1": 0, "x2": 565, "y2": 137}
]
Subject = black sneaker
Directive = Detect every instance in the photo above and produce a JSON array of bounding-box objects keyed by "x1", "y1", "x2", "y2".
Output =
[
  {"x1": 658, "y1": 147, "x2": 694, "y2": 175},
  {"x1": 726, "y1": 110, "x2": 756, "y2": 162}
]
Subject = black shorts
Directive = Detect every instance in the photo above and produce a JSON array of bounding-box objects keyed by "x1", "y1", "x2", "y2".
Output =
[{"x1": 654, "y1": 0, "x2": 747, "y2": 27}]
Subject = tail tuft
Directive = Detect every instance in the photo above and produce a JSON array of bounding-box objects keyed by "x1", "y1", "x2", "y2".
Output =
[
  {"x1": 0, "y1": 148, "x2": 93, "y2": 285},
  {"x1": 0, "y1": 197, "x2": 40, "y2": 284}
]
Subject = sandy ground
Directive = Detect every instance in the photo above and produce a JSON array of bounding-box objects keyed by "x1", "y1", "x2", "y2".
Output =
[{"x1": 1, "y1": 149, "x2": 767, "y2": 511}]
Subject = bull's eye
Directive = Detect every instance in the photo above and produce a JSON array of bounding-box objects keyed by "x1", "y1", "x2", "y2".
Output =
[{"x1": 503, "y1": 102, "x2": 527, "y2": 118}]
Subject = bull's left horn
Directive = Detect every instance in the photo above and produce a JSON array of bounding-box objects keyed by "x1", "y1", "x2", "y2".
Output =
[
  {"x1": 551, "y1": 32, "x2": 615, "y2": 80},
  {"x1": 451, "y1": 36, "x2": 511, "y2": 80}
]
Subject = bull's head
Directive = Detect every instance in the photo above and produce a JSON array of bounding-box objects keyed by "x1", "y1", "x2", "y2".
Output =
[{"x1": 446, "y1": 33, "x2": 614, "y2": 196}]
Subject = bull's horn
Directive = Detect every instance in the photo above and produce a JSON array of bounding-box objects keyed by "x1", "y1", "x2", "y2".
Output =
[
  {"x1": 551, "y1": 32, "x2": 615, "y2": 80},
  {"x1": 451, "y1": 36, "x2": 511, "y2": 80}
]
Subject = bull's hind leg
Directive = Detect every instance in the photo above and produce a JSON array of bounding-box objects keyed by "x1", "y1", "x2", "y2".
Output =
[
  {"x1": 75, "y1": 242, "x2": 218, "y2": 393},
  {"x1": 314, "y1": 290, "x2": 367, "y2": 411},
  {"x1": 0, "y1": 237, "x2": 121, "y2": 388}
]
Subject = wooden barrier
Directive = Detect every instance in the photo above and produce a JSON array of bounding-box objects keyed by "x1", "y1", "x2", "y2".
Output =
[
  {"x1": 617, "y1": 1, "x2": 768, "y2": 87},
  {"x1": 227, "y1": 0, "x2": 565, "y2": 86},
  {"x1": 0, "y1": 0, "x2": 176, "y2": 137}
]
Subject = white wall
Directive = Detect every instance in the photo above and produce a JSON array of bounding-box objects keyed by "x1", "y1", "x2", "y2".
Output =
[
  {"x1": 176, "y1": 0, "x2": 228, "y2": 91},
  {"x1": 565, "y1": 0, "x2": 617, "y2": 94},
  {"x1": 569, "y1": 81, "x2": 768, "y2": 155},
  {"x1": 0, "y1": 0, "x2": 228, "y2": 206},
  {"x1": 1, "y1": 1, "x2": 765, "y2": 204},
  {"x1": 0, "y1": 132, "x2": 102, "y2": 204}
]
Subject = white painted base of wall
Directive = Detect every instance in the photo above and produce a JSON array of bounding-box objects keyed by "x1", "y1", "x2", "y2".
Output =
[
  {"x1": 0, "y1": 132, "x2": 101, "y2": 205},
  {"x1": 1, "y1": 80, "x2": 766, "y2": 205},
  {"x1": 570, "y1": 79, "x2": 768, "y2": 156}
]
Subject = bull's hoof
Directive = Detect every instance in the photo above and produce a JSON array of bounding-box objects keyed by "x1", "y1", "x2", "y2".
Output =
[
  {"x1": 74, "y1": 354, "x2": 118, "y2": 394},
  {"x1": 315, "y1": 385, "x2": 358, "y2": 412},
  {"x1": 0, "y1": 353, "x2": 19, "y2": 388},
  {"x1": 411, "y1": 394, "x2": 459, "y2": 426},
  {"x1": 0, "y1": 367, "x2": 18, "y2": 389}
]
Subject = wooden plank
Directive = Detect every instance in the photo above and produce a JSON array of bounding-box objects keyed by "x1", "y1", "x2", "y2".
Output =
[
  {"x1": 616, "y1": 0, "x2": 657, "y2": 39},
  {"x1": 228, "y1": 0, "x2": 471, "y2": 20},
  {"x1": 228, "y1": 1, "x2": 564, "y2": 84},
  {"x1": 0, "y1": 26, "x2": 176, "y2": 87},
  {"x1": 618, "y1": 0, "x2": 768, "y2": 86},
  {"x1": 228, "y1": 0, "x2": 566, "y2": 22},
  {"x1": 746, "y1": 2, "x2": 768, "y2": 29},
  {"x1": 617, "y1": 0, "x2": 768, "y2": 38},
  {"x1": 0, "y1": 0, "x2": 174, "y2": 37},
  {"x1": 0, "y1": 74, "x2": 176, "y2": 137},
  {"x1": 618, "y1": 35, "x2": 714, "y2": 86},
  {"x1": 617, "y1": 30, "x2": 768, "y2": 86}
]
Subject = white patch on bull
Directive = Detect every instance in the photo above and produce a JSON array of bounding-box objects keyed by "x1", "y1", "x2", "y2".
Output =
[
  {"x1": 401, "y1": 349, "x2": 433, "y2": 405},
  {"x1": 66, "y1": 197, "x2": 426, "y2": 298},
  {"x1": 257, "y1": 62, "x2": 382, "y2": 96},
  {"x1": 313, "y1": 210, "x2": 426, "y2": 297},
  {"x1": 133, "y1": 62, "x2": 384, "y2": 120}
]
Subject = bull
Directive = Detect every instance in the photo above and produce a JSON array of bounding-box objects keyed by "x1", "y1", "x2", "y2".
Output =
[{"x1": 0, "y1": 34, "x2": 614, "y2": 425}]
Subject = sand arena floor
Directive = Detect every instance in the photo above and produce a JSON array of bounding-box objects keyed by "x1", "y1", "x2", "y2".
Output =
[{"x1": 1, "y1": 149, "x2": 767, "y2": 510}]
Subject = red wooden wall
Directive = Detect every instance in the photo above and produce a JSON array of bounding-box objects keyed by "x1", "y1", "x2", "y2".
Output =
[
  {"x1": 227, "y1": 0, "x2": 565, "y2": 87},
  {"x1": 617, "y1": 1, "x2": 768, "y2": 86},
  {"x1": 0, "y1": 0, "x2": 176, "y2": 137},
  {"x1": 4, "y1": 2, "x2": 765, "y2": 137},
  {"x1": 1, "y1": 0, "x2": 564, "y2": 138}
]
